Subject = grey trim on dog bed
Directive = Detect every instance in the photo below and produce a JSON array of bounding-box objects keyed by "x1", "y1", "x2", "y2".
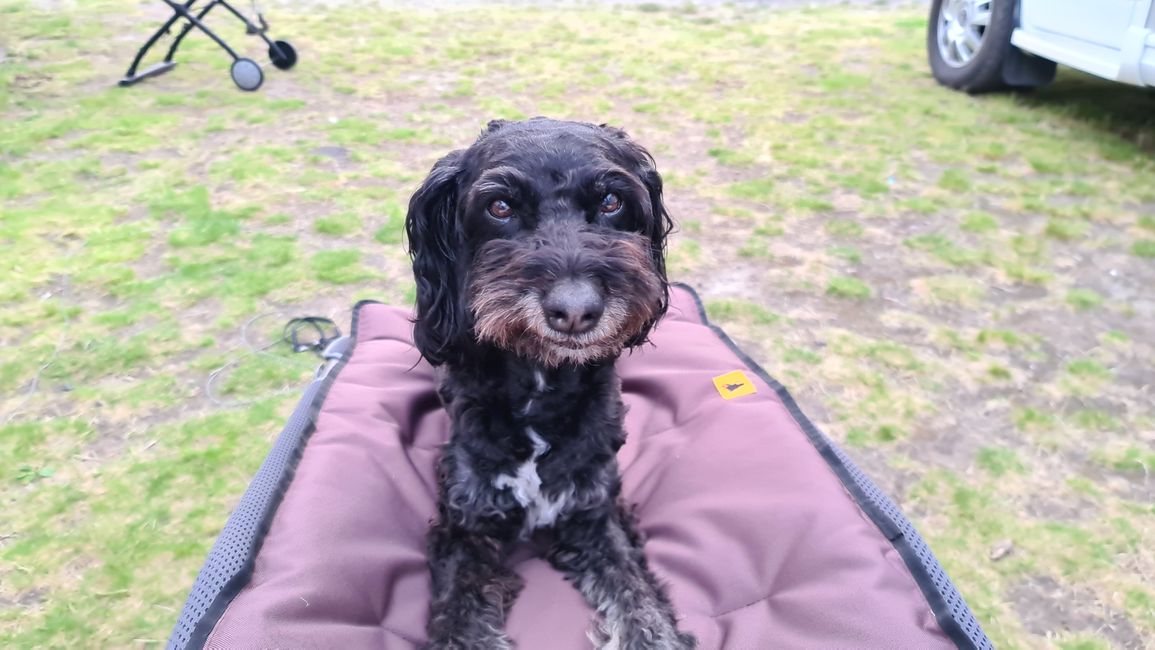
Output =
[{"x1": 167, "y1": 326, "x2": 359, "y2": 650}]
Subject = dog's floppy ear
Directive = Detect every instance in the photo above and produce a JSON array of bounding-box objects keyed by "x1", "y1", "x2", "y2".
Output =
[
  {"x1": 406, "y1": 150, "x2": 467, "y2": 366},
  {"x1": 600, "y1": 123, "x2": 674, "y2": 341},
  {"x1": 634, "y1": 162, "x2": 673, "y2": 342},
  {"x1": 599, "y1": 124, "x2": 673, "y2": 275},
  {"x1": 638, "y1": 165, "x2": 673, "y2": 286}
]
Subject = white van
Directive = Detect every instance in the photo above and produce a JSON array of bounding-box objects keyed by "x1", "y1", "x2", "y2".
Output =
[{"x1": 928, "y1": 0, "x2": 1155, "y2": 91}]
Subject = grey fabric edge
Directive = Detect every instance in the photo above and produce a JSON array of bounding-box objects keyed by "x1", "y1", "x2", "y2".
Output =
[{"x1": 165, "y1": 334, "x2": 356, "y2": 650}]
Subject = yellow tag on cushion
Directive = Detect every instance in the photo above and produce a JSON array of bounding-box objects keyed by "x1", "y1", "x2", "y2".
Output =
[{"x1": 712, "y1": 370, "x2": 757, "y2": 400}]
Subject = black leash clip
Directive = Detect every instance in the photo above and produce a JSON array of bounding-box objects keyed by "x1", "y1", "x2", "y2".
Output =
[{"x1": 283, "y1": 317, "x2": 341, "y2": 357}]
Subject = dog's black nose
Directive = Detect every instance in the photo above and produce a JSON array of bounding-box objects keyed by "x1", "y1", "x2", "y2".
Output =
[{"x1": 543, "y1": 279, "x2": 604, "y2": 335}]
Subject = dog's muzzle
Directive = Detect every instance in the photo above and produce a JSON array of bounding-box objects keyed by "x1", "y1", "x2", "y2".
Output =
[{"x1": 467, "y1": 223, "x2": 662, "y2": 366}]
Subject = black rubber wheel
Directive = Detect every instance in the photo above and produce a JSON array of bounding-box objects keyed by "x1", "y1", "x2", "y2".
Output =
[
  {"x1": 927, "y1": 0, "x2": 1018, "y2": 93},
  {"x1": 231, "y1": 58, "x2": 264, "y2": 92},
  {"x1": 269, "y1": 40, "x2": 298, "y2": 71}
]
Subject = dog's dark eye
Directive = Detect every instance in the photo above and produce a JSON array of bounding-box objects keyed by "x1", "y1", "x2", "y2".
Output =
[
  {"x1": 599, "y1": 193, "x2": 623, "y2": 216},
  {"x1": 488, "y1": 199, "x2": 514, "y2": 220}
]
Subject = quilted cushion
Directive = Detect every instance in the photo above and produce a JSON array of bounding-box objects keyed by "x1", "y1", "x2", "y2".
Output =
[{"x1": 204, "y1": 286, "x2": 954, "y2": 649}]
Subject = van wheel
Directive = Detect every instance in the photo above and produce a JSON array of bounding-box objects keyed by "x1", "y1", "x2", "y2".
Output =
[{"x1": 927, "y1": 0, "x2": 1017, "y2": 92}]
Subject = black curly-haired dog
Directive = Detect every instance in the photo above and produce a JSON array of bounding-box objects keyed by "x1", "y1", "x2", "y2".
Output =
[{"x1": 405, "y1": 117, "x2": 696, "y2": 650}]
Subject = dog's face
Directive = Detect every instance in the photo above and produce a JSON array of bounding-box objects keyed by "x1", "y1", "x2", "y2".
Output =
[{"x1": 406, "y1": 118, "x2": 672, "y2": 367}]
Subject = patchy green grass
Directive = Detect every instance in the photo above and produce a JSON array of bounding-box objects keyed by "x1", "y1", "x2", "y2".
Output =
[
  {"x1": 914, "y1": 274, "x2": 987, "y2": 305},
  {"x1": 826, "y1": 218, "x2": 865, "y2": 238},
  {"x1": 1133, "y1": 240, "x2": 1155, "y2": 258},
  {"x1": 905, "y1": 233, "x2": 986, "y2": 267},
  {"x1": 961, "y1": 211, "x2": 999, "y2": 233},
  {"x1": 1066, "y1": 288, "x2": 1103, "y2": 311},
  {"x1": 828, "y1": 245, "x2": 862, "y2": 264},
  {"x1": 2, "y1": 2, "x2": 1154, "y2": 649},
  {"x1": 315, "y1": 212, "x2": 363, "y2": 236},
  {"x1": 311, "y1": 250, "x2": 377, "y2": 285},
  {"x1": 826, "y1": 276, "x2": 872, "y2": 299},
  {"x1": 704, "y1": 299, "x2": 780, "y2": 326},
  {"x1": 1045, "y1": 218, "x2": 1089, "y2": 241},
  {"x1": 727, "y1": 178, "x2": 776, "y2": 202}
]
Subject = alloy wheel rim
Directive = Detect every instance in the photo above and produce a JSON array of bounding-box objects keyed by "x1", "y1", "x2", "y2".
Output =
[{"x1": 937, "y1": 0, "x2": 993, "y2": 67}]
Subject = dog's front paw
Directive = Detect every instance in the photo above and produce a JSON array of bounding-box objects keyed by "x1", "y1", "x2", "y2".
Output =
[
  {"x1": 426, "y1": 639, "x2": 512, "y2": 650},
  {"x1": 426, "y1": 621, "x2": 514, "y2": 650},
  {"x1": 593, "y1": 619, "x2": 697, "y2": 650},
  {"x1": 425, "y1": 634, "x2": 514, "y2": 650},
  {"x1": 671, "y1": 630, "x2": 698, "y2": 650}
]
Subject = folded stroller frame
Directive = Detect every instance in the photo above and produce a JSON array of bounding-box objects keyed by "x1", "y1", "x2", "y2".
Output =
[{"x1": 119, "y1": 0, "x2": 298, "y2": 91}]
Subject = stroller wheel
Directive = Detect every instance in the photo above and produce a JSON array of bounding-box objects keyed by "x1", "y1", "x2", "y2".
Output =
[
  {"x1": 231, "y1": 58, "x2": 264, "y2": 91},
  {"x1": 269, "y1": 40, "x2": 298, "y2": 70}
]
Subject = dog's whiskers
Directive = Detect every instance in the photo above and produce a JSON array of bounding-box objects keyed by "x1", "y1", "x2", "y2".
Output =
[{"x1": 472, "y1": 291, "x2": 639, "y2": 367}]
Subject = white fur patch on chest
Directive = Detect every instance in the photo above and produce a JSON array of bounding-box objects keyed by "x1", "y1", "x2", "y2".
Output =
[{"x1": 492, "y1": 427, "x2": 570, "y2": 532}]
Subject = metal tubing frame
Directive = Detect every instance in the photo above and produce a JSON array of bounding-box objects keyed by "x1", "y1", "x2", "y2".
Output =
[
  {"x1": 217, "y1": 1, "x2": 277, "y2": 50},
  {"x1": 160, "y1": 0, "x2": 240, "y2": 61},
  {"x1": 163, "y1": 0, "x2": 277, "y2": 63},
  {"x1": 162, "y1": 0, "x2": 220, "y2": 63},
  {"x1": 122, "y1": 0, "x2": 197, "y2": 79},
  {"x1": 120, "y1": 0, "x2": 286, "y2": 86}
]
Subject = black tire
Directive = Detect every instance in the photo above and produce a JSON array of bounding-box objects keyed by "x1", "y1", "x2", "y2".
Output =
[
  {"x1": 927, "y1": 0, "x2": 1018, "y2": 93},
  {"x1": 231, "y1": 58, "x2": 264, "y2": 92},
  {"x1": 269, "y1": 40, "x2": 297, "y2": 71}
]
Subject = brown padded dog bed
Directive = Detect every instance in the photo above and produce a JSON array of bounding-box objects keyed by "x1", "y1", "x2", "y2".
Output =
[{"x1": 166, "y1": 284, "x2": 991, "y2": 650}]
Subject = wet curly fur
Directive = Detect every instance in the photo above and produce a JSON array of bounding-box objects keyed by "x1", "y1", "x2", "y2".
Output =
[{"x1": 405, "y1": 118, "x2": 696, "y2": 649}]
